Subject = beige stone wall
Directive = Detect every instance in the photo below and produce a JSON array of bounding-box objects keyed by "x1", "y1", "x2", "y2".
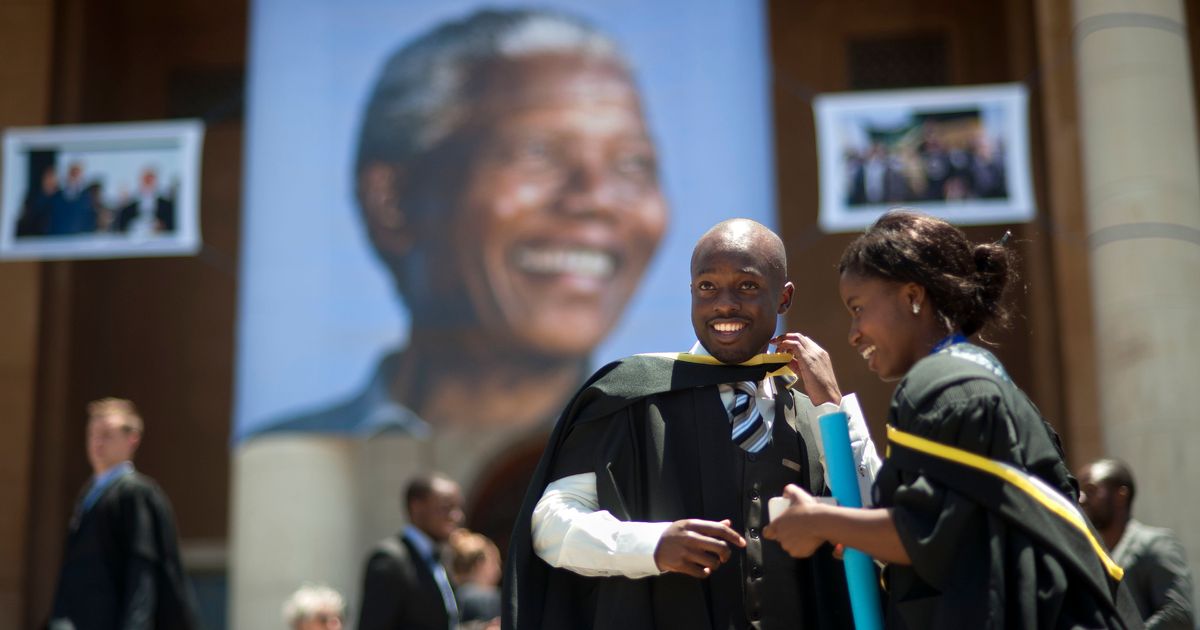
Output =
[{"x1": 1074, "y1": 0, "x2": 1200, "y2": 607}]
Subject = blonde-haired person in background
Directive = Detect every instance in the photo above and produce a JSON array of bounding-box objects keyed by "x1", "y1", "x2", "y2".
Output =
[
  {"x1": 283, "y1": 583, "x2": 346, "y2": 630},
  {"x1": 449, "y1": 530, "x2": 502, "y2": 629}
]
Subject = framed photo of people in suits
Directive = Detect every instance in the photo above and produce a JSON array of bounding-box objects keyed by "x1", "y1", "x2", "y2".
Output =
[
  {"x1": 0, "y1": 119, "x2": 204, "y2": 260},
  {"x1": 813, "y1": 83, "x2": 1035, "y2": 232}
]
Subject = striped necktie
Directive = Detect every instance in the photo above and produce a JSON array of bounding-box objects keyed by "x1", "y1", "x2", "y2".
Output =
[{"x1": 728, "y1": 381, "x2": 771, "y2": 452}]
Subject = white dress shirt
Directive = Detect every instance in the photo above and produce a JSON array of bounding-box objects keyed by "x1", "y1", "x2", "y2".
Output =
[{"x1": 531, "y1": 343, "x2": 882, "y2": 578}]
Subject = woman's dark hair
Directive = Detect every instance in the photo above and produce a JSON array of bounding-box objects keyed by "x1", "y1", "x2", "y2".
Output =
[{"x1": 838, "y1": 209, "x2": 1016, "y2": 337}]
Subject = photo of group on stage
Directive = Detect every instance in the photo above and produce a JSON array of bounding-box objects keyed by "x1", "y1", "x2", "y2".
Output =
[
  {"x1": 0, "y1": 120, "x2": 203, "y2": 260},
  {"x1": 842, "y1": 108, "x2": 1009, "y2": 206},
  {"x1": 814, "y1": 84, "x2": 1035, "y2": 233}
]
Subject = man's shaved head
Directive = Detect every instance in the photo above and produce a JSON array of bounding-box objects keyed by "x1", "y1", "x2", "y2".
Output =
[
  {"x1": 691, "y1": 219, "x2": 787, "y2": 288},
  {"x1": 689, "y1": 218, "x2": 793, "y2": 363}
]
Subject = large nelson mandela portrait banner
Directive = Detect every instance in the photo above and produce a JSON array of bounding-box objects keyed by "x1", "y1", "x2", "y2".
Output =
[{"x1": 231, "y1": 1, "x2": 776, "y2": 626}]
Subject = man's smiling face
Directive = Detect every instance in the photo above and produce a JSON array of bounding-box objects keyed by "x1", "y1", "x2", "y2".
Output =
[{"x1": 690, "y1": 234, "x2": 792, "y2": 364}]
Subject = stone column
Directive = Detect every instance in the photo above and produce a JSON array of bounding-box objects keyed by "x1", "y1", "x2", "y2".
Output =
[
  {"x1": 1073, "y1": 0, "x2": 1200, "y2": 606},
  {"x1": 229, "y1": 427, "x2": 530, "y2": 628}
]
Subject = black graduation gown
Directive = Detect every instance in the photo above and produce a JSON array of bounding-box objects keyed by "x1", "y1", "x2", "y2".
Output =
[
  {"x1": 874, "y1": 343, "x2": 1143, "y2": 629},
  {"x1": 503, "y1": 353, "x2": 853, "y2": 630},
  {"x1": 50, "y1": 471, "x2": 200, "y2": 630}
]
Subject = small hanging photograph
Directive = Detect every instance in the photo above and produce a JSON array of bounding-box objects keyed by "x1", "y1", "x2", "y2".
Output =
[
  {"x1": 1, "y1": 119, "x2": 204, "y2": 260},
  {"x1": 814, "y1": 83, "x2": 1035, "y2": 232}
]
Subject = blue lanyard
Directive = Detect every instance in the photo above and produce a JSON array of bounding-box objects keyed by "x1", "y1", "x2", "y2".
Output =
[{"x1": 930, "y1": 333, "x2": 967, "y2": 355}]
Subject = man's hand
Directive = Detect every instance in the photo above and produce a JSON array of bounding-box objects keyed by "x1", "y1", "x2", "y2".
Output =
[
  {"x1": 770, "y1": 333, "x2": 841, "y2": 406},
  {"x1": 654, "y1": 519, "x2": 746, "y2": 578},
  {"x1": 763, "y1": 484, "x2": 828, "y2": 559}
]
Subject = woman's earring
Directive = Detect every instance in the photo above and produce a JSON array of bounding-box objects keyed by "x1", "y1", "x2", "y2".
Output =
[{"x1": 912, "y1": 302, "x2": 921, "y2": 315}]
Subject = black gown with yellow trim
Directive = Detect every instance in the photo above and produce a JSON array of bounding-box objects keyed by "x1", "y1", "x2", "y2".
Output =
[
  {"x1": 875, "y1": 342, "x2": 1143, "y2": 629},
  {"x1": 502, "y1": 352, "x2": 854, "y2": 630}
]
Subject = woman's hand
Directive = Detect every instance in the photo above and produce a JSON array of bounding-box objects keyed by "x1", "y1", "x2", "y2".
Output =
[
  {"x1": 762, "y1": 484, "x2": 829, "y2": 558},
  {"x1": 770, "y1": 333, "x2": 842, "y2": 406}
]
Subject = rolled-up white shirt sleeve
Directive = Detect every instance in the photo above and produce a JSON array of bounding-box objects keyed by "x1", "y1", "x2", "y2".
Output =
[
  {"x1": 531, "y1": 472, "x2": 670, "y2": 578},
  {"x1": 808, "y1": 393, "x2": 883, "y2": 507}
]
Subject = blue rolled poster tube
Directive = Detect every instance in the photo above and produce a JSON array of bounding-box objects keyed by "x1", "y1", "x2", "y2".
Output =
[{"x1": 818, "y1": 411, "x2": 883, "y2": 630}]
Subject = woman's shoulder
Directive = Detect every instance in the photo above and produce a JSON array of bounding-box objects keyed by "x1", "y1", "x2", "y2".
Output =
[
  {"x1": 891, "y1": 344, "x2": 1068, "y2": 473},
  {"x1": 896, "y1": 343, "x2": 1009, "y2": 407}
]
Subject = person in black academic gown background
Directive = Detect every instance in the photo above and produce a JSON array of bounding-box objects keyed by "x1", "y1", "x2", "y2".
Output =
[
  {"x1": 765, "y1": 210, "x2": 1142, "y2": 628},
  {"x1": 48, "y1": 398, "x2": 200, "y2": 630}
]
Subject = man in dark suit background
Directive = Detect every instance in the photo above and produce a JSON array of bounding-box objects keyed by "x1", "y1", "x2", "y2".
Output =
[
  {"x1": 48, "y1": 398, "x2": 199, "y2": 630},
  {"x1": 358, "y1": 474, "x2": 464, "y2": 630}
]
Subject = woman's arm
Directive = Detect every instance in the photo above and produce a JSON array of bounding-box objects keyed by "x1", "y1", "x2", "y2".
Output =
[{"x1": 762, "y1": 484, "x2": 910, "y2": 565}]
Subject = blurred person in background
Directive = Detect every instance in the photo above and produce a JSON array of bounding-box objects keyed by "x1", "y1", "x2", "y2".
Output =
[
  {"x1": 448, "y1": 530, "x2": 502, "y2": 629},
  {"x1": 358, "y1": 474, "x2": 464, "y2": 630},
  {"x1": 47, "y1": 398, "x2": 199, "y2": 630},
  {"x1": 283, "y1": 584, "x2": 346, "y2": 630},
  {"x1": 1079, "y1": 458, "x2": 1195, "y2": 629}
]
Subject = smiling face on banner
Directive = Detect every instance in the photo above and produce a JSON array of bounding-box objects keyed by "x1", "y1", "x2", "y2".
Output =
[
  {"x1": 359, "y1": 51, "x2": 667, "y2": 362},
  {"x1": 232, "y1": 4, "x2": 776, "y2": 627}
]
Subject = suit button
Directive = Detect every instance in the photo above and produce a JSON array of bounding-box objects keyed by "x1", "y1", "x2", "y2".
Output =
[
  {"x1": 750, "y1": 566, "x2": 763, "y2": 579},
  {"x1": 746, "y1": 452, "x2": 758, "y2": 462},
  {"x1": 749, "y1": 610, "x2": 761, "y2": 621},
  {"x1": 749, "y1": 490, "x2": 759, "y2": 501},
  {"x1": 748, "y1": 528, "x2": 759, "y2": 539}
]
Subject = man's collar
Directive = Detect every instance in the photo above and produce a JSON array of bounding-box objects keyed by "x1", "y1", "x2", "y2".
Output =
[
  {"x1": 685, "y1": 340, "x2": 794, "y2": 392},
  {"x1": 686, "y1": 340, "x2": 776, "y2": 362},
  {"x1": 92, "y1": 460, "x2": 134, "y2": 484},
  {"x1": 403, "y1": 524, "x2": 438, "y2": 559}
]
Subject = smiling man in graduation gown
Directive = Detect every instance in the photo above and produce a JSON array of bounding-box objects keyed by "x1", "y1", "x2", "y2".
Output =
[{"x1": 504, "y1": 219, "x2": 882, "y2": 630}]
